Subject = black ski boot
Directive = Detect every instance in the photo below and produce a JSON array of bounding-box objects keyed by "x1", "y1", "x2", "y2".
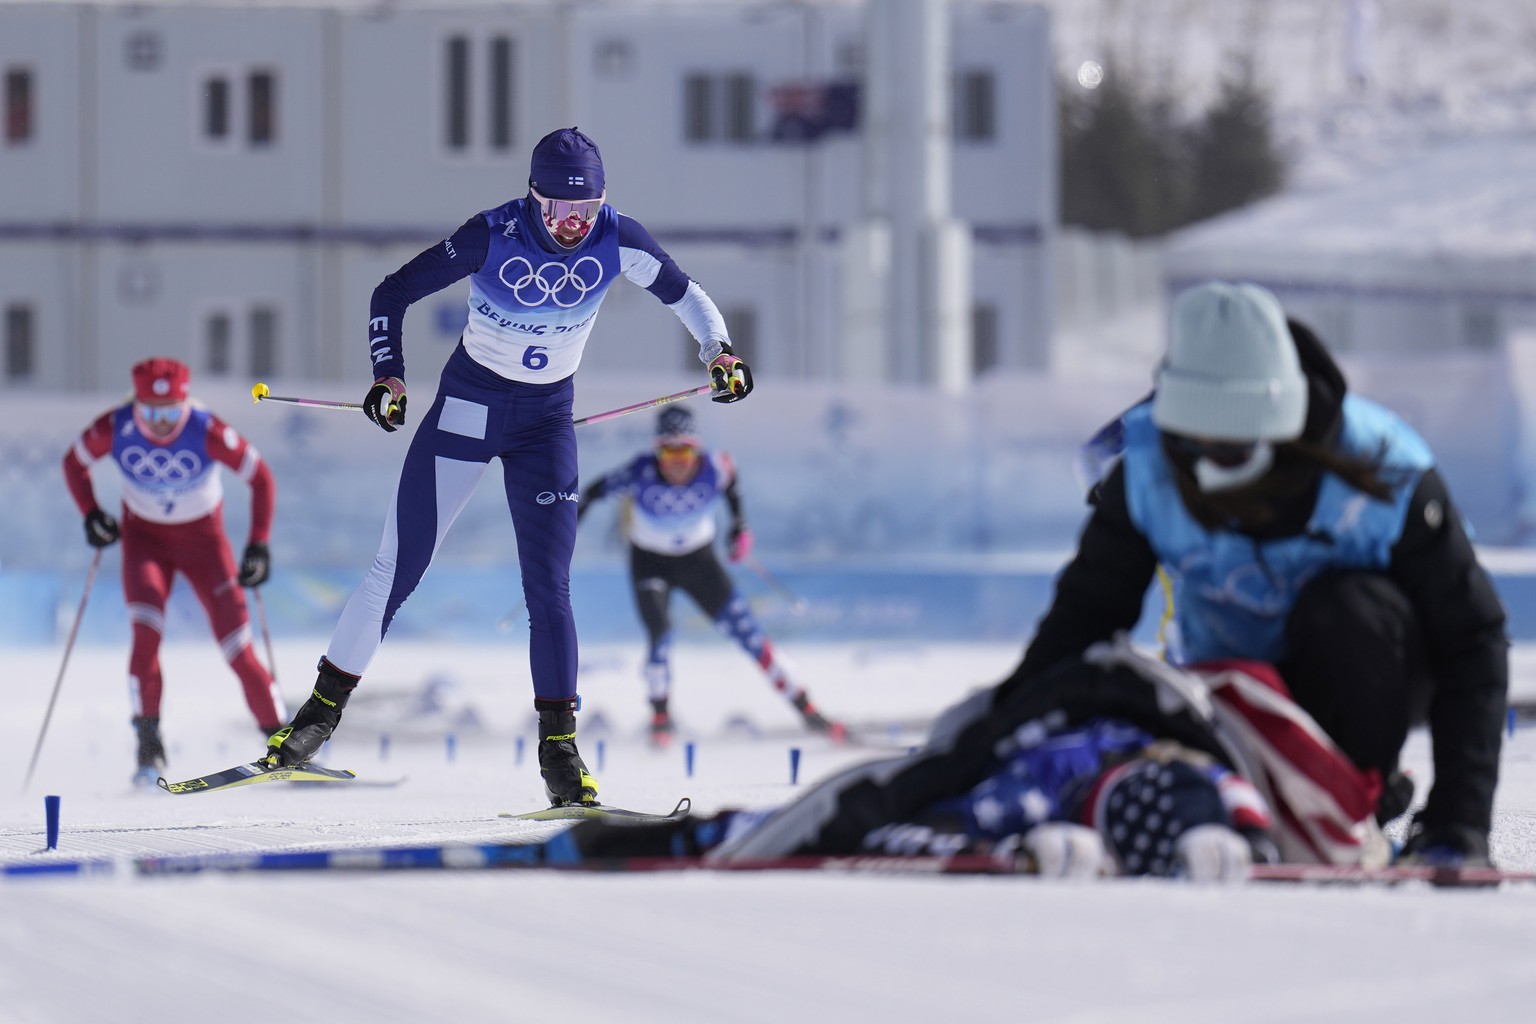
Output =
[
  {"x1": 536, "y1": 696, "x2": 599, "y2": 807},
  {"x1": 264, "y1": 657, "x2": 358, "y2": 767},
  {"x1": 132, "y1": 715, "x2": 165, "y2": 786},
  {"x1": 1376, "y1": 769, "x2": 1415, "y2": 826}
]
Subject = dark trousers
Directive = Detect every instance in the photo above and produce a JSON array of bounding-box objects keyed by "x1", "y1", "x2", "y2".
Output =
[
  {"x1": 629, "y1": 544, "x2": 735, "y2": 645},
  {"x1": 1279, "y1": 571, "x2": 1433, "y2": 778}
]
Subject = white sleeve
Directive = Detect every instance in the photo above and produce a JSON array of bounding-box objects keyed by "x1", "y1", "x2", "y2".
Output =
[{"x1": 666, "y1": 280, "x2": 731, "y2": 364}]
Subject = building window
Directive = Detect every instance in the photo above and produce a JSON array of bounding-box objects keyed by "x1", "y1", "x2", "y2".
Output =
[
  {"x1": 972, "y1": 303, "x2": 1000, "y2": 374},
  {"x1": 722, "y1": 306, "x2": 758, "y2": 366},
  {"x1": 446, "y1": 35, "x2": 471, "y2": 150},
  {"x1": 489, "y1": 36, "x2": 514, "y2": 151},
  {"x1": 6, "y1": 67, "x2": 34, "y2": 144},
  {"x1": 249, "y1": 306, "x2": 279, "y2": 378},
  {"x1": 4, "y1": 304, "x2": 34, "y2": 380},
  {"x1": 724, "y1": 73, "x2": 756, "y2": 142},
  {"x1": 443, "y1": 35, "x2": 515, "y2": 154},
  {"x1": 684, "y1": 73, "x2": 713, "y2": 142},
  {"x1": 125, "y1": 31, "x2": 162, "y2": 72},
  {"x1": 684, "y1": 72, "x2": 756, "y2": 144},
  {"x1": 205, "y1": 312, "x2": 232, "y2": 375},
  {"x1": 200, "y1": 69, "x2": 278, "y2": 148},
  {"x1": 203, "y1": 75, "x2": 231, "y2": 140},
  {"x1": 248, "y1": 69, "x2": 276, "y2": 145},
  {"x1": 1463, "y1": 305, "x2": 1500, "y2": 350},
  {"x1": 955, "y1": 69, "x2": 996, "y2": 142},
  {"x1": 835, "y1": 40, "x2": 863, "y2": 76},
  {"x1": 595, "y1": 39, "x2": 633, "y2": 77}
]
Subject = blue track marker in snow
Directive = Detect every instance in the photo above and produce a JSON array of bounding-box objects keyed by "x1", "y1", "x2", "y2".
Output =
[
  {"x1": 44, "y1": 795, "x2": 60, "y2": 851},
  {"x1": 446, "y1": 733, "x2": 457, "y2": 762},
  {"x1": 515, "y1": 736, "x2": 525, "y2": 766},
  {"x1": 685, "y1": 741, "x2": 696, "y2": 778},
  {"x1": 596, "y1": 739, "x2": 606, "y2": 772},
  {"x1": 4, "y1": 858, "x2": 115, "y2": 879},
  {"x1": 379, "y1": 734, "x2": 391, "y2": 761},
  {"x1": 789, "y1": 747, "x2": 801, "y2": 785}
]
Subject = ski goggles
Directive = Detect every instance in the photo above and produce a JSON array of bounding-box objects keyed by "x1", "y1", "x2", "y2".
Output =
[
  {"x1": 657, "y1": 443, "x2": 700, "y2": 459},
  {"x1": 1163, "y1": 434, "x2": 1261, "y2": 468},
  {"x1": 136, "y1": 401, "x2": 186, "y2": 429},
  {"x1": 1165, "y1": 433, "x2": 1278, "y2": 492},
  {"x1": 531, "y1": 187, "x2": 605, "y2": 237}
]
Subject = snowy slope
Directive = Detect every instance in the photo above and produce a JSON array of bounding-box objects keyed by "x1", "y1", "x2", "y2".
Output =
[{"x1": 2, "y1": 639, "x2": 1535, "y2": 1024}]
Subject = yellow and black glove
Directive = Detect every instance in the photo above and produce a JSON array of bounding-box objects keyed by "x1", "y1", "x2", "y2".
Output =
[
  {"x1": 708, "y1": 345, "x2": 753, "y2": 403},
  {"x1": 363, "y1": 376, "x2": 408, "y2": 432}
]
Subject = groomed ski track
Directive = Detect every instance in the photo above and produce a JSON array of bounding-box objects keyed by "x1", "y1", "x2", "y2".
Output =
[{"x1": 4, "y1": 641, "x2": 1536, "y2": 1024}]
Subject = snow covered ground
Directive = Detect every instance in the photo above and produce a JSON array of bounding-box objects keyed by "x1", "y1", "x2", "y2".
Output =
[{"x1": 3, "y1": 638, "x2": 1536, "y2": 1024}]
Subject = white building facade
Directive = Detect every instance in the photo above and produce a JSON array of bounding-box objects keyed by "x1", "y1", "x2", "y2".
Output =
[{"x1": 0, "y1": 0, "x2": 1056, "y2": 395}]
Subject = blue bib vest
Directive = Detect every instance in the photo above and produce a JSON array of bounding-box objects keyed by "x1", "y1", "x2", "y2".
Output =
[
  {"x1": 1121, "y1": 396, "x2": 1434, "y2": 664},
  {"x1": 110, "y1": 405, "x2": 221, "y2": 520},
  {"x1": 462, "y1": 202, "x2": 623, "y2": 381}
]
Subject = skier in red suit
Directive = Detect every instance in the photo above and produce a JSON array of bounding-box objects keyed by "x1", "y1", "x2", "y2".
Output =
[{"x1": 61, "y1": 357, "x2": 285, "y2": 784}]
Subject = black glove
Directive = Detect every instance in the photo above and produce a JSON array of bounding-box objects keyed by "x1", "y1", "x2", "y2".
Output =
[
  {"x1": 238, "y1": 541, "x2": 271, "y2": 588},
  {"x1": 84, "y1": 507, "x2": 120, "y2": 548},
  {"x1": 1398, "y1": 816, "x2": 1492, "y2": 869},
  {"x1": 708, "y1": 345, "x2": 753, "y2": 403},
  {"x1": 364, "y1": 376, "x2": 408, "y2": 432}
]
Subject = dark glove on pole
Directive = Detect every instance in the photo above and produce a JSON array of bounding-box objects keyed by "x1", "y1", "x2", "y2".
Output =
[
  {"x1": 238, "y1": 542, "x2": 271, "y2": 588},
  {"x1": 83, "y1": 508, "x2": 119, "y2": 548},
  {"x1": 708, "y1": 344, "x2": 753, "y2": 403},
  {"x1": 363, "y1": 377, "x2": 408, "y2": 432}
]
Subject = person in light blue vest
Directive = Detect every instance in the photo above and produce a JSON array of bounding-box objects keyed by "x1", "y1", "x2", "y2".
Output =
[
  {"x1": 262, "y1": 127, "x2": 753, "y2": 808},
  {"x1": 1017, "y1": 281, "x2": 1508, "y2": 869}
]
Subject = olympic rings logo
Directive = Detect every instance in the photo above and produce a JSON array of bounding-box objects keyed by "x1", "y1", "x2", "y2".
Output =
[
  {"x1": 121, "y1": 446, "x2": 202, "y2": 485},
  {"x1": 497, "y1": 256, "x2": 605, "y2": 308},
  {"x1": 641, "y1": 483, "x2": 713, "y2": 516}
]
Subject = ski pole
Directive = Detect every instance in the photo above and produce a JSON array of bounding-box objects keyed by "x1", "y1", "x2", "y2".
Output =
[
  {"x1": 253, "y1": 382, "x2": 714, "y2": 427},
  {"x1": 23, "y1": 550, "x2": 103, "y2": 791},
  {"x1": 744, "y1": 557, "x2": 808, "y2": 614},
  {"x1": 251, "y1": 382, "x2": 363, "y2": 411},
  {"x1": 251, "y1": 588, "x2": 279, "y2": 689},
  {"x1": 573, "y1": 384, "x2": 714, "y2": 428}
]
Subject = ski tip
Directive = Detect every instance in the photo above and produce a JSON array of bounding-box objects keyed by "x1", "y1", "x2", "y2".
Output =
[{"x1": 155, "y1": 776, "x2": 170, "y2": 793}]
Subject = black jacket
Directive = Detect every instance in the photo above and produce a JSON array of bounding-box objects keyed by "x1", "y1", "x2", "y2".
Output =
[{"x1": 1010, "y1": 322, "x2": 1509, "y2": 839}]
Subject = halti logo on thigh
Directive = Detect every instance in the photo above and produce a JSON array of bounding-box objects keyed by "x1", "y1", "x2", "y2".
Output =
[{"x1": 537, "y1": 491, "x2": 579, "y2": 505}]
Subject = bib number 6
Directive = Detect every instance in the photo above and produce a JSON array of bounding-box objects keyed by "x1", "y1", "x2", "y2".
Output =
[{"x1": 522, "y1": 345, "x2": 549, "y2": 371}]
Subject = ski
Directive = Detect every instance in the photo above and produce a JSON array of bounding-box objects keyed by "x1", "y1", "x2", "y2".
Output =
[
  {"x1": 1250, "y1": 862, "x2": 1536, "y2": 887},
  {"x1": 12, "y1": 844, "x2": 1536, "y2": 883},
  {"x1": 500, "y1": 797, "x2": 692, "y2": 826},
  {"x1": 125, "y1": 848, "x2": 1017, "y2": 877},
  {"x1": 157, "y1": 760, "x2": 361, "y2": 794}
]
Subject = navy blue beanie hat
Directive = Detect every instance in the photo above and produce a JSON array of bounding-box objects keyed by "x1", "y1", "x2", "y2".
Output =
[
  {"x1": 529, "y1": 127, "x2": 605, "y2": 200},
  {"x1": 655, "y1": 405, "x2": 699, "y2": 445}
]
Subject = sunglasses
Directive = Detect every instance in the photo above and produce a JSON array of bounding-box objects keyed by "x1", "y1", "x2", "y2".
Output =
[
  {"x1": 531, "y1": 186, "x2": 604, "y2": 233},
  {"x1": 1164, "y1": 434, "x2": 1260, "y2": 468},
  {"x1": 137, "y1": 402, "x2": 185, "y2": 428}
]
